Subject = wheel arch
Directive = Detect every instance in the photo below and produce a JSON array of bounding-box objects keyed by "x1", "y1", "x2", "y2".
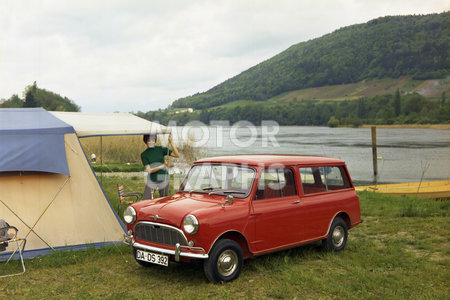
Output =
[
  {"x1": 212, "y1": 231, "x2": 252, "y2": 259},
  {"x1": 326, "y1": 211, "x2": 351, "y2": 235},
  {"x1": 336, "y1": 211, "x2": 351, "y2": 228}
]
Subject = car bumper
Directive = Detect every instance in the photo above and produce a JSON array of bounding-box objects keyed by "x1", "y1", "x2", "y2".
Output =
[{"x1": 124, "y1": 232, "x2": 208, "y2": 261}]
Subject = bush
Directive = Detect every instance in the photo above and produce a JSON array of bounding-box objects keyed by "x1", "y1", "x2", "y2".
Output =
[{"x1": 327, "y1": 116, "x2": 340, "y2": 127}]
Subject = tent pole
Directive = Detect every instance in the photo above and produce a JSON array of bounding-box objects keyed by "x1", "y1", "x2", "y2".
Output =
[
  {"x1": 0, "y1": 199, "x2": 55, "y2": 252},
  {"x1": 100, "y1": 136, "x2": 103, "y2": 185}
]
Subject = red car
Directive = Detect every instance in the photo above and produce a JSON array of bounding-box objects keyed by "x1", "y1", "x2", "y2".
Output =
[{"x1": 124, "y1": 155, "x2": 362, "y2": 283}]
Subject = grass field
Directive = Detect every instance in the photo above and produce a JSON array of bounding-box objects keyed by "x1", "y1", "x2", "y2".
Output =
[
  {"x1": 1, "y1": 191, "x2": 448, "y2": 299},
  {"x1": 266, "y1": 77, "x2": 448, "y2": 103}
]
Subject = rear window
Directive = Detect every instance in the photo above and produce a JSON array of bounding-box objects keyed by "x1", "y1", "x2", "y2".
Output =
[{"x1": 299, "y1": 166, "x2": 351, "y2": 194}]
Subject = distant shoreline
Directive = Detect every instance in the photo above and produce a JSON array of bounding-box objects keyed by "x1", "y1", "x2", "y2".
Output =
[{"x1": 361, "y1": 124, "x2": 450, "y2": 130}]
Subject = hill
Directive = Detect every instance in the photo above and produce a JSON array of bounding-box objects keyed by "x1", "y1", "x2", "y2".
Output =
[
  {"x1": 137, "y1": 76, "x2": 449, "y2": 126},
  {"x1": 172, "y1": 12, "x2": 449, "y2": 109},
  {"x1": 0, "y1": 82, "x2": 80, "y2": 111}
]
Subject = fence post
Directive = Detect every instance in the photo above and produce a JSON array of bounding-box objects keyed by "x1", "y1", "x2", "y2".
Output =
[{"x1": 371, "y1": 126, "x2": 378, "y2": 180}]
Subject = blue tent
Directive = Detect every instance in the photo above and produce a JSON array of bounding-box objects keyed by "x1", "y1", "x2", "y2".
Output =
[
  {"x1": 0, "y1": 107, "x2": 75, "y2": 175},
  {"x1": 0, "y1": 108, "x2": 126, "y2": 260},
  {"x1": 0, "y1": 107, "x2": 170, "y2": 260}
]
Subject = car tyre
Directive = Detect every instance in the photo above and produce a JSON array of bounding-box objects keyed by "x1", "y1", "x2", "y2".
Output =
[
  {"x1": 203, "y1": 239, "x2": 243, "y2": 283},
  {"x1": 322, "y1": 217, "x2": 348, "y2": 252}
]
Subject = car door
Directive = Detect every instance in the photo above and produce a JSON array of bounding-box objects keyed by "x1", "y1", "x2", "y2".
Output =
[
  {"x1": 251, "y1": 168, "x2": 301, "y2": 252},
  {"x1": 298, "y1": 166, "x2": 352, "y2": 240}
]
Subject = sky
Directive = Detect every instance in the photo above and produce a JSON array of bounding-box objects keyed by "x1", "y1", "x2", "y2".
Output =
[{"x1": 0, "y1": 0, "x2": 449, "y2": 113}]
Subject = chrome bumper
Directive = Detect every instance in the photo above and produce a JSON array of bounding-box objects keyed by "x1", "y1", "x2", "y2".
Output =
[{"x1": 124, "y1": 232, "x2": 208, "y2": 261}]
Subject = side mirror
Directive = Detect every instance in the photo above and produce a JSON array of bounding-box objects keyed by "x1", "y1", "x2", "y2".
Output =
[{"x1": 222, "y1": 195, "x2": 234, "y2": 208}]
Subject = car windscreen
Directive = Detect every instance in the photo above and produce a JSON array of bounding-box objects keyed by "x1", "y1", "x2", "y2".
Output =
[{"x1": 179, "y1": 164, "x2": 255, "y2": 198}]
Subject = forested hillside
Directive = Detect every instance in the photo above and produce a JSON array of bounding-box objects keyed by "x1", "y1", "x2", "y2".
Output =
[
  {"x1": 0, "y1": 82, "x2": 80, "y2": 111},
  {"x1": 137, "y1": 91, "x2": 449, "y2": 126},
  {"x1": 172, "y1": 12, "x2": 449, "y2": 109}
]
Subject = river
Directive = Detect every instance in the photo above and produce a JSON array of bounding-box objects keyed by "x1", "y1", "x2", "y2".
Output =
[{"x1": 173, "y1": 125, "x2": 450, "y2": 185}]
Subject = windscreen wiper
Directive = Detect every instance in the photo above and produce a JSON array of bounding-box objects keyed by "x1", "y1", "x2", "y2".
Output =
[
  {"x1": 208, "y1": 190, "x2": 247, "y2": 196},
  {"x1": 189, "y1": 186, "x2": 221, "y2": 194}
]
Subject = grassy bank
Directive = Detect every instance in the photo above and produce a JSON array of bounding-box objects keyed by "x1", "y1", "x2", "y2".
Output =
[
  {"x1": 80, "y1": 136, "x2": 145, "y2": 164},
  {"x1": 91, "y1": 162, "x2": 143, "y2": 173},
  {"x1": 80, "y1": 134, "x2": 204, "y2": 166},
  {"x1": 361, "y1": 124, "x2": 450, "y2": 130},
  {"x1": 1, "y1": 191, "x2": 448, "y2": 299}
]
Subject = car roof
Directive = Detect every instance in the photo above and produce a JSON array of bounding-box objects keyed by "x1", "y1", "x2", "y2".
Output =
[{"x1": 195, "y1": 154, "x2": 346, "y2": 167}]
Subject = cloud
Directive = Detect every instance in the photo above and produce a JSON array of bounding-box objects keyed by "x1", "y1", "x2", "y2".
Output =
[{"x1": 0, "y1": 0, "x2": 448, "y2": 112}]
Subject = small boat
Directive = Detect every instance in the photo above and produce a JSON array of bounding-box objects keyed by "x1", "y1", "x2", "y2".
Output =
[{"x1": 355, "y1": 180, "x2": 450, "y2": 199}]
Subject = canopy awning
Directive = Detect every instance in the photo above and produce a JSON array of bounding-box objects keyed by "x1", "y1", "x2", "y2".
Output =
[
  {"x1": 0, "y1": 108, "x2": 75, "y2": 175},
  {"x1": 50, "y1": 111, "x2": 171, "y2": 138}
]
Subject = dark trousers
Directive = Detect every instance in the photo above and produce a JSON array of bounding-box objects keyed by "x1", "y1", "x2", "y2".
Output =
[{"x1": 143, "y1": 179, "x2": 169, "y2": 199}]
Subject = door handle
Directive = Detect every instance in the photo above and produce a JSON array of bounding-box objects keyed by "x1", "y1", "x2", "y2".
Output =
[{"x1": 294, "y1": 200, "x2": 301, "y2": 204}]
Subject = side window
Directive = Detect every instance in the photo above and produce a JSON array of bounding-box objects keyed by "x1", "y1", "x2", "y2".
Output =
[
  {"x1": 255, "y1": 169, "x2": 297, "y2": 200},
  {"x1": 327, "y1": 166, "x2": 352, "y2": 190},
  {"x1": 300, "y1": 166, "x2": 351, "y2": 194},
  {"x1": 299, "y1": 167, "x2": 327, "y2": 194}
]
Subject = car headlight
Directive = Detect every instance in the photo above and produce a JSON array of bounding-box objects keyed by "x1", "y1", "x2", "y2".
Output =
[
  {"x1": 183, "y1": 214, "x2": 198, "y2": 235},
  {"x1": 124, "y1": 206, "x2": 136, "y2": 224}
]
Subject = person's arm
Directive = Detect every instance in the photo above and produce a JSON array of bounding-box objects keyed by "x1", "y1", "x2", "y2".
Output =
[
  {"x1": 142, "y1": 152, "x2": 166, "y2": 174},
  {"x1": 168, "y1": 133, "x2": 180, "y2": 158},
  {"x1": 145, "y1": 163, "x2": 167, "y2": 174}
]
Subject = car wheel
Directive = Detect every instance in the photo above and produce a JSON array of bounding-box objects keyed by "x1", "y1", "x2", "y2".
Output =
[
  {"x1": 133, "y1": 248, "x2": 154, "y2": 267},
  {"x1": 203, "y1": 239, "x2": 243, "y2": 283},
  {"x1": 322, "y1": 217, "x2": 348, "y2": 252}
]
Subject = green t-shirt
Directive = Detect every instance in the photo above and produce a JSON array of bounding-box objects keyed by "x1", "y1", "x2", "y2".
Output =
[{"x1": 141, "y1": 146, "x2": 173, "y2": 182}]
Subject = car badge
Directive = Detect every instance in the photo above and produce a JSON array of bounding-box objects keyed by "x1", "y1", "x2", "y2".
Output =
[{"x1": 150, "y1": 214, "x2": 164, "y2": 221}]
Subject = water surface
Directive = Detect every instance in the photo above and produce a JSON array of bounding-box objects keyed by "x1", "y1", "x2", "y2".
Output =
[{"x1": 175, "y1": 126, "x2": 450, "y2": 185}]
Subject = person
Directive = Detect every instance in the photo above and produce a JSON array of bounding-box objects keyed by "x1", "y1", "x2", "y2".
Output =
[{"x1": 141, "y1": 133, "x2": 179, "y2": 199}]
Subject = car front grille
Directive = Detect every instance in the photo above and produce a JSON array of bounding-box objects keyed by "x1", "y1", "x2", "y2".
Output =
[{"x1": 134, "y1": 222, "x2": 188, "y2": 246}]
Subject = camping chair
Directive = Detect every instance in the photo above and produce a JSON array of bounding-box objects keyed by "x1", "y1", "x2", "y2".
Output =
[
  {"x1": 0, "y1": 219, "x2": 26, "y2": 278},
  {"x1": 117, "y1": 184, "x2": 143, "y2": 212}
]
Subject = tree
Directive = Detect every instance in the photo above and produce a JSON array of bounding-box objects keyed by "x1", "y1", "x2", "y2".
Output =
[
  {"x1": 393, "y1": 88, "x2": 401, "y2": 116},
  {"x1": 199, "y1": 109, "x2": 211, "y2": 124},
  {"x1": 24, "y1": 85, "x2": 37, "y2": 108},
  {"x1": 441, "y1": 92, "x2": 446, "y2": 107},
  {"x1": 357, "y1": 97, "x2": 367, "y2": 118},
  {"x1": 327, "y1": 116, "x2": 340, "y2": 128}
]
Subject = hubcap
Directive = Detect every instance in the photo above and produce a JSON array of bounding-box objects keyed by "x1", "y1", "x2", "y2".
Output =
[
  {"x1": 332, "y1": 225, "x2": 345, "y2": 248},
  {"x1": 217, "y1": 249, "x2": 238, "y2": 277}
]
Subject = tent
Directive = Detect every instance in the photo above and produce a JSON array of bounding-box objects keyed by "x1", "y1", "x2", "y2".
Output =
[
  {"x1": 50, "y1": 111, "x2": 170, "y2": 137},
  {"x1": 0, "y1": 107, "x2": 169, "y2": 259}
]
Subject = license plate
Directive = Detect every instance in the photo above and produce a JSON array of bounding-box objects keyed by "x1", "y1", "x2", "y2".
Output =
[{"x1": 136, "y1": 249, "x2": 169, "y2": 267}]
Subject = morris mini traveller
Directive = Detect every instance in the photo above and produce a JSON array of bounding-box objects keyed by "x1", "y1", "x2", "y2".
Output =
[{"x1": 124, "y1": 155, "x2": 361, "y2": 283}]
